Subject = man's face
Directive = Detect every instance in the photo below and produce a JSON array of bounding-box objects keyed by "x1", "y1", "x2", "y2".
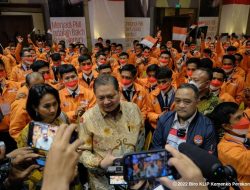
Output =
[
  {"x1": 95, "y1": 84, "x2": 120, "y2": 113},
  {"x1": 62, "y1": 71, "x2": 78, "y2": 90},
  {"x1": 135, "y1": 46, "x2": 143, "y2": 55},
  {"x1": 10, "y1": 47, "x2": 16, "y2": 55},
  {"x1": 0, "y1": 65, "x2": 6, "y2": 82},
  {"x1": 209, "y1": 44, "x2": 215, "y2": 52},
  {"x1": 97, "y1": 55, "x2": 107, "y2": 65},
  {"x1": 22, "y1": 51, "x2": 34, "y2": 68},
  {"x1": 234, "y1": 55, "x2": 241, "y2": 65},
  {"x1": 186, "y1": 63, "x2": 197, "y2": 77},
  {"x1": 166, "y1": 41, "x2": 172, "y2": 49},
  {"x1": 174, "y1": 88, "x2": 198, "y2": 120},
  {"x1": 119, "y1": 55, "x2": 128, "y2": 66},
  {"x1": 143, "y1": 49, "x2": 150, "y2": 58},
  {"x1": 99, "y1": 68, "x2": 112, "y2": 75},
  {"x1": 80, "y1": 59, "x2": 93, "y2": 74},
  {"x1": 38, "y1": 66, "x2": 51, "y2": 81},
  {"x1": 121, "y1": 71, "x2": 134, "y2": 85},
  {"x1": 222, "y1": 58, "x2": 234, "y2": 74},
  {"x1": 191, "y1": 70, "x2": 209, "y2": 92},
  {"x1": 111, "y1": 44, "x2": 116, "y2": 51},
  {"x1": 159, "y1": 53, "x2": 170, "y2": 67},
  {"x1": 116, "y1": 46, "x2": 122, "y2": 54}
]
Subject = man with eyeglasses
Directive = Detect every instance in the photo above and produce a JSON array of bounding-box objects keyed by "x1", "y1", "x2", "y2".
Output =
[
  {"x1": 59, "y1": 64, "x2": 96, "y2": 123},
  {"x1": 148, "y1": 67, "x2": 175, "y2": 129},
  {"x1": 10, "y1": 49, "x2": 33, "y2": 83},
  {"x1": 152, "y1": 83, "x2": 217, "y2": 154},
  {"x1": 79, "y1": 74, "x2": 145, "y2": 190},
  {"x1": 78, "y1": 55, "x2": 98, "y2": 90}
]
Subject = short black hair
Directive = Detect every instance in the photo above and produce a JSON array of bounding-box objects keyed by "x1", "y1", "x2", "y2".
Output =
[
  {"x1": 120, "y1": 64, "x2": 137, "y2": 78},
  {"x1": 160, "y1": 51, "x2": 171, "y2": 57},
  {"x1": 200, "y1": 58, "x2": 213, "y2": 70},
  {"x1": 177, "y1": 83, "x2": 199, "y2": 99},
  {"x1": 26, "y1": 84, "x2": 61, "y2": 121},
  {"x1": 136, "y1": 43, "x2": 143, "y2": 49},
  {"x1": 222, "y1": 55, "x2": 236, "y2": 64},
  {"x1": 186, "y1": 58, "x2": 201, "y2": 67},
  {"x1": 93, "y1": 74, "x2": 119, "y2": 93},
  {"x1": 119, "y1": 52, "x2": 129, "y2": 58},
  {"x1": 146, "y1": 64, "x2": 159, "y2": 74},
  {"x1": 116, "y1": 44, "x2": 123, "y2": 49},
  {"x1": 78, "y1": 55, "x2": 91, "y2": 63},
  {"x1": 196, "y1": 67, "x2": 213, "y2": 81},
  {"x1": 227, "y1": 46, "x2": 237, "y2": 52},
  {"x1": 143, "y1": 46, "x2": 151, "y2": 51},
  {"x1": 203, "y1": 48, "x2": 212, "y2": 57},
  {"x1": 59, "y1": 64, "x2": 77, "y2": 78},
  {"x1": 156, "y1": 67, "x2": 172, "y2": 80},
  {"x1": 98, "y1": 63, "x2": 112, "y2": 72},
  {"x1": 212, "y1": 67, "x2": 226, "y2": 79},
  {"x1": 20, "y1": 47, "x2": 30, "y2": 57},
  {"x1": 31, "y1": 60, "x2": 49, "y2": 72},
  {"x1": 95, "y1": 51, "x2": 106, "y2": 59},
  {"x1": 51, "y1": 53, "x2": 61, "y2": 61},
  {"x1": 133, "y1": 40, "x2": 139, "y2": 44}
]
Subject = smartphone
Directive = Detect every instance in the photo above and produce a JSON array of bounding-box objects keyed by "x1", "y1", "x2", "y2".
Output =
[
  {"x1": 123, "y1": 149, "x2": 179, "y2": 182},
  {"x1": 109, "y1": 175, "x2": 127, "y2": 185},
  {"x1": 27, "y1": 121, "x2": 78, "y2": 166}
]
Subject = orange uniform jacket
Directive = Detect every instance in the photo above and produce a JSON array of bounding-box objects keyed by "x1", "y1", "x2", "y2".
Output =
[
  {"x1": 10, "y1": 64, "x2": 32, "y2": 83},
  {"x1": 59, "y1": 85, "x2": 96, "y2": 122},
  {"x1": 147, "y1": 88, "x2": 175, "y2": 129},
  {"x1": 78, "y1": 71, "x2": 98, "y2": 90},
  {"x1": 220, "y1": 75, "x2": 245, "y2": 104},
  {"x1": 137, "y1": 78, "x2": 157, "y2": 93},
  {"x1": 218, "y1": 134, "x2": 250, "y2": 190},
  {"x1": 120, "y1": 82, "x2": 148, "y2": 120},
  {"x1": 137, "y1": 57, "x2": 158, "y2": 78},
  {"x1": 0, "y1": 80, "x2": 20, "y2": 132},
  {"x1": 9, "y1": 97, "x2": 30, "y2": 140}
]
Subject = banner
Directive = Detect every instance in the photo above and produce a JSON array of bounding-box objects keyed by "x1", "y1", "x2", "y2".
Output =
[
  {"x1": 125, "y1": 17, "x2": 150, "y2": 49},
  {"x1": 172, "y1": 27, "x2": 187, "y2": 41},
  {"x1": 50, "y1": 17, "x2": 87, "y2": 46},
  {"x1": 199, "y1": 17, "x2": 219, "y2": 38}
]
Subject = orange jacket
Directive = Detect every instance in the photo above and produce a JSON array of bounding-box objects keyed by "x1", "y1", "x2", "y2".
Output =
[
  {"x1": 10, "y1": 64, "x2": 32, "y2": 83},
  {"x1": 137, "y1": 78, "x2": 157, "y2": 93},
  {"x1": 147, "y1": 88, "x2": 175, "y2": 129},
  {"x1": 0, "y1": 80, "x2": 20, "y2": 132},
  {"x1": 78, "y1": 71, "x2": 98, "y2": 90},
  {"x1": 0, "y1": 54, "x2": 16, "y2": 79},
  {"x1": 9, "y1": 97, "x2": 30, "y2": 140},
  {"x1": 219, "y1": 92, "x2": 236, "y2": 103},
  {"x1": 220, "y1": 75, "x2": 245, "y2": 104},
  {"x1": 137, "y1": 57, "x2": 158, "y2": 78},
  {"x1": 218, "y1": 134, "x2": 250, "y2": 190},
  {"x1": 120, "y1": 82, "x2": 148, "y2": 120},
  {"x1": 59, "y1": 85, "x2": 96, "y2": 122}
]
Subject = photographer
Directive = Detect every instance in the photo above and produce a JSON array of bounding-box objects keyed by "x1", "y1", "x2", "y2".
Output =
[{"x1": 0, "y1": 147, "x2": 40, "y2": 190}]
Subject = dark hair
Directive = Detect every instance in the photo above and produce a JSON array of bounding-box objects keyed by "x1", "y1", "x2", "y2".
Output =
[
  {"x1": 31, "y1": 60, "x2": 49, "y2": 72},
  {"x1": 69, "y1": 43, "x2": 76, "y2": 49},
  {"x1": 94, "y1": 43, "x2": 103, "y2": 50},
  {"x1": 186, "y1": 58, "x2": 201, "y2": 66},
  {"x1": 120, "y1": 64, "x2": 137, "y2": 78},
  {"x1": 136, "y1": 43, "x2": 143, "y2": 49},
  {"x1": 59, "y1": 64, "x2": 77, "y2": 78},
  {"x1": 203, "y1": 48, "x2": 212, "y2": 57},
  {"x1": 25, "y1": 72, "x2": 44, "y2": 87},
  {"x1": 106, "y1": 39, "x2": 111, "y2": 44},
  {"x1": 160, "y1": 51, "x2": 171, "y2": 57},
  {"x1": 156, "y1": 67, "x2": 172, "y2": 80},
  {"x1": 26, "y1": 84, "x2": 61, "y2": 121},
  {"x1": 222, "y1": 55, "x2": 236, "y2": 64},
  {"x1": 116, "y1": 44, "x2": 123, "y2": 49},
  {"x1": 200, "y1": 58, "x2": 213, "y2": 70},
  {"x1": 177, "y1": 83, "x2": 199, "y2": 99},
  {"x1": 227, "y1": 46, "x2": 237, "y2": 52},
  {"x1": 20, "y1": 48, "x2": 30, "y2": 57},
  {"x1": 94, "y1": 74, "x2": 119, "y2": 93},
  {"x1": 234, "y1": 53, "x2": 243, "y2": 61},
  {"x1": 98, "y1": 63, "x2": 112, "y2": 72},
  {"x1": 212, "y1": 67, "x2": 226, "y2": 79},
  {"x1": 143, "y1": 46, "x2": 151, "y2": 51},
  {"x1": 196, "y1": 67, "x2": 213, "y2": 81},
  {"x1": 95, "y1": 51, "x2": 106, "y2": 59},
  {"x1": 103, "y1": 47, "x2": 111, "y2": 52},
  {"x1": 78, "y1": 55, "x2": 91, "y2": 63},
  {"x1": 208, "y1": 102, "x2": 239, "y2": 127},
  {"x1": 146, "y1": 64, "x2": 159, "y2": 74},
  {"x1": 51, "y1": 53, "x2": 61, "y2": 61},
  {"x1": 133, "y1": 40, "x2": 139, "y2": 44},
  {"x1": 119, "y1": 52, "x2": 129, "y2": 58}
]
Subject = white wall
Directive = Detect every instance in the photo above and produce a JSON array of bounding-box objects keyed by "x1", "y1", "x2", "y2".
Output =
[
  {"x1": 1, "y1": 12, "x2": 45, "y2": 34},
  {"x1": 88, "y1": 0, "x2": 125, "y2": 45},
  {"x1": 219, "y1": 4, "x2": 250, "y2": 34}
]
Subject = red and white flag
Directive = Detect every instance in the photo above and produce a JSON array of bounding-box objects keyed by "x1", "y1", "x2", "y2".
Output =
[
  {"x1": 172, "y1": 27, "x2": 187, "y2": 41},
  {"x1": 140, "y1": 35, "x2": 158, "y2": 48}
]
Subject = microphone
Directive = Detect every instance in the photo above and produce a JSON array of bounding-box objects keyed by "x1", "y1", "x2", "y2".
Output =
[{"x1": 178, "y1": 143, "x2": 226, "y2": 184}]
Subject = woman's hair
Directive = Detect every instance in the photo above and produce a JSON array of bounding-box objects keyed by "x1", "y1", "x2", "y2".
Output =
[
  {"x1": 208, "y1": 102, "x2": 239, "y2": 127},
  {"x1": 26, "y1": 84, "x2": 61, "y2": 121}
]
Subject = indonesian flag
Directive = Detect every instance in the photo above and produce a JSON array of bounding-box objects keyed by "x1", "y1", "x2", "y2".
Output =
[
  {"x1": 172, "y1": 27, "x2": 187, "y2": 41},
  {"x1": 140, "y1": 35, "x2": 158, "y2": 48}
]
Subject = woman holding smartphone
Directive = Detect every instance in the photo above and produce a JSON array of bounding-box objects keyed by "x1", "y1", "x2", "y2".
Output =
[{"x1": 16, "y1": 84, "x2": 81, "y2": 190}]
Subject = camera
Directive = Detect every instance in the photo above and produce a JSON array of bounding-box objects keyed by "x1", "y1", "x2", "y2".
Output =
[{"x1": 107, "y1": 158, "x2": 127, "y2": 185}]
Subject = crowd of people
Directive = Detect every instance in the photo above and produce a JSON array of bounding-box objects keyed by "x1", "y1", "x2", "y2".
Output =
[{"x1": 0, "y1": 31, "x2": 249, "y2": 190}]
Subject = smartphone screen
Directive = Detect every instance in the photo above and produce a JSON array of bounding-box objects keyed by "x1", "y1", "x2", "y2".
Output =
[
  {"x1": 123, "y1": 149, "x2": 178, "y2": 182},
  {"x1": 109, "y1": 175, "x2": 127, "y2": 185}
]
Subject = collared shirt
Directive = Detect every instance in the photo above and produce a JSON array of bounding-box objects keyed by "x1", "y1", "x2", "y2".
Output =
[
  {"x1": 66, "y1": 86, "x2": 80, "y2": 97},
  {"x1": 123, "y1": 85, "x2": 135, "y2": 101},
  {"x1": 160, "y1": 88, "x2": 174, "y2": 107},
  {"x1": 166, "y1": 110, "x2": 197, "y2": 149},
  {"x1": 82, "y1": 72, "x2": 93, "y2": 82},
  {"x1": 21, "y1": 63, "x2": 29, "y2": 71},
  {"x1": 198, "y1": 93, "x2": 220, "y2": 115}
]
